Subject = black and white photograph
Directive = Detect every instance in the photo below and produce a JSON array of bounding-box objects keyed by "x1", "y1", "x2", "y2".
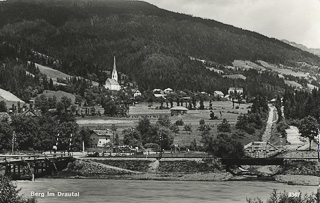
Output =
[{"x1": 0, "y1": 0, "x2": 319, "y2": 202}]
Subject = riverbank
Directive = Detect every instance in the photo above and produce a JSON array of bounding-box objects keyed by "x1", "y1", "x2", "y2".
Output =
[{"x1": 50, "y1": 158, "x2": 319, "y2": 186}]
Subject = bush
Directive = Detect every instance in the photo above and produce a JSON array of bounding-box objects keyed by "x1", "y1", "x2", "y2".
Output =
[
  {"x1": 217, "y1": 119, "x2": 231, "y2": 133},
  {"x1": 199, "y1": 119, "x2": 205, "y2": 125},
  {"x1": 0, "y1": 175, "x2": 37, "y2": 203},
  {"x1": 184, "y1": 123, "x2": 192, "y2": 131},
  {"x1": 169, "y1": 124, "x2": 179, "y2": 133},
  {"x1": 198, "y1": 124, "x2": 212, "y2": 132},
  {"x1": 175, "y1": 119, "x2": 184, "y2": 126},
  {"x1": 246, "y1": 189, "x2": 317, "y2": 203},
  {"x1": 144, "y1": 143, "x2": 159, "y2": 150}
]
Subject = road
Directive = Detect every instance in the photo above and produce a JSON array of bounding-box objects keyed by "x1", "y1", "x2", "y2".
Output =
[{"x1": 261, "y1": 104, "x2": 277, "y2": 142}]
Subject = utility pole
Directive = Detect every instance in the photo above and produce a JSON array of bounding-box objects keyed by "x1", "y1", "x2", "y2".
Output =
[
  {"x1": 11, "y1": 131, "x2": 16, "y2": 154},
  {"x1": 317, "y1": 133, "x2": 319, "y2": 161},
  {"x1": 159, "y1": 129, "x2": 163, "y2": 159}
]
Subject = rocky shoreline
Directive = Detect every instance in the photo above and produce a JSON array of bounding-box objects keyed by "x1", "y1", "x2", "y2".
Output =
[{"x1": 50, "y1": 159, "x2": 318, "y2": 186}]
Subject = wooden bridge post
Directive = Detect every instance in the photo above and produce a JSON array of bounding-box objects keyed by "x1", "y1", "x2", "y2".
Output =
[
  {"x1": 13, "y1": 164, "x2": 16, "y2": 178},
  {"x1": 17, "y1": 164, "x2": 21, "y2": 179}
]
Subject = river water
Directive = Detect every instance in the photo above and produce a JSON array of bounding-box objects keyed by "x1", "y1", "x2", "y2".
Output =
[{"x1": 16, "y1": 179, "x2": 316, "y2": 203}]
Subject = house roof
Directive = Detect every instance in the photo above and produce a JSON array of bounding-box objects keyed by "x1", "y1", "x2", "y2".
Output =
[
  {"x1": 171, "y1": 106, "x2": 188, "y2": 111},
  {"x1": 106, "y1": 78, "x2": 120, "y2": 86},
  {"x1": 91, "y1": 130, "x2": 112, "y2": 137},
  {"x1": 214, "y1": 91, "x2": 224, "y2": 95}
]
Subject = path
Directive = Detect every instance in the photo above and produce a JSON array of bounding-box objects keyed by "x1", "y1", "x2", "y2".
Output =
[
  {"x1": 261, "y1": 104, "x2": 277, "y2": 142},
  {"x1": 285, "y1": 126, "x2": 308, "y2": 150},
  {"x1": 82, "y1": 159, "x2": 142, "y2": 174}
]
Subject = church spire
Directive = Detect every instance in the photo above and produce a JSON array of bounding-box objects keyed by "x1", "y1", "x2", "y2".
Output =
[{"x1": 112, "y1": 56, "x2": 118, "y2": 82}]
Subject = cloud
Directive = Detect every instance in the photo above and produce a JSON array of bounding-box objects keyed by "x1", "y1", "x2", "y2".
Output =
[{"x1": 144, "y1": 0, "x2": 320, "y2": 48}]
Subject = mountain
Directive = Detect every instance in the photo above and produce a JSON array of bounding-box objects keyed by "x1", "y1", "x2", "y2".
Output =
[
  {"x1": 0, "y1": 0, "x2": 319, "y2": 97},
  {"x1": 282, "y1": 40, "x2": 320, "y2": 57}
]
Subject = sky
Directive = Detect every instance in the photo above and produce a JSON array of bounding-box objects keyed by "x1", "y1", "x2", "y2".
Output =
[{"x1": 144, "y1": 0, "x2": 320, "y2": 49}]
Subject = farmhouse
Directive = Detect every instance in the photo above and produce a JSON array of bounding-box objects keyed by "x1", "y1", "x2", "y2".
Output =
[
  {"x1": 89, "y1": 129, "x2": 112, "y2": 148},
  {"x1": 164, "y1": 88, "x2": 173, "y2": 94},
  {"x1": 213, "y1": 91, "x2": 224, "y2": 98},
  {"x1": 104, "y1": 57, "x2": 121, "y2": 91},
  {"x1": 228, "y1": 87, "x2": 243, "y2": 95},
  {"x1": 133, "y1": 90, "x2": 142, "y2": 98}
]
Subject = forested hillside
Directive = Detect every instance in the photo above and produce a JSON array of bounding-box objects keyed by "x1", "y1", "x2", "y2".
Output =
[{"x1": 0, "y1": 0, "x2": 319, "y2": 95}]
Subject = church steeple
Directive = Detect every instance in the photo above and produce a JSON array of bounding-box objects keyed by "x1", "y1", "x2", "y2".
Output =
[{"x1": 111, "y1": 56, "x2": 118, "y2": 82}]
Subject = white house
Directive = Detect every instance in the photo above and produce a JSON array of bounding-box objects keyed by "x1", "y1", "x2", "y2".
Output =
[
  {"x1": 214, "y1": 91, "x2": 224, "y2": 98},
  {"x1": 90, "y1": 129, "x2": 112, "y2": 148},
  {"x1": 228, "y1": 87, "x2": 243, "y2": 95},
  {"x1": 104, "y1": 57, "x2": 121, "y2": 91},
  {"x1": 164, "y1": 88, "x2": 173, "y2": 94},
  {"x1": 133, "y1": 90, "x2": 142, "y2": 98}
]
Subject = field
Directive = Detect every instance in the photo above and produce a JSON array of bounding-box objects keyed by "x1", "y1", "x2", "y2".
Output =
[
  {"x1": 77, "y1": 101, "x2": 254, "y2": 147},
  {"x1": 41, "y1": 90, "x2": 76, "y2": 104},
  {"x1": 35, "y1": 63, "x2": 71, "y2": 81},
  {"x1": 0, "y1": 88, "x2": 25, "y2": 107},
  {"x1": 34, "y1": 63, "x2": 99, "y2": 86}
]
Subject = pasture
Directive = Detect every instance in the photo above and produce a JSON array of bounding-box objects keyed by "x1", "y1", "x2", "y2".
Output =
[{"x1": 77, "y1": 101, "x2": 252, "y2": 147}]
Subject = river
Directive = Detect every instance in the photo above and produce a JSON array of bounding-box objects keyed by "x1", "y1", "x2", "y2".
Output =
[{"x1": 15, "y1": 179, "x2": 317, "y2": 203}]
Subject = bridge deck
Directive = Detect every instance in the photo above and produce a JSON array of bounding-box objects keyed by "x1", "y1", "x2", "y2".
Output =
[{"x1": 220, "y1": 158, "x2": 285, "y2": 165}]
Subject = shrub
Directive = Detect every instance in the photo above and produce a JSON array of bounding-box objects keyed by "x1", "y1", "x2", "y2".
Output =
[
  {"x1": 0, "y1": 175, "x2": 37, "y2": 203},
  {"x1": 144, "y1": 143, "x2": 159, "y2": 150},
  {"x1": 198, "y1": 124, "x2": 212, "y2": 132},
  {"x1": 217, "y1": 118, "x2": 231, "y2": 133},
  {"x1": 175, "y1": 119, "x2": 184, "y2": 126},
  {"x1": 246, "y1": 189, "x2": 317, "y2": 203},
  {"x1": 169, "y1": 124, "x2": 179, "y2": 133},
  {"x1": 199, "y1": 119, "x2": 205, "y2": 125},
  {"x1": 184, "y1": 123, "x2": 192, "y2": 131}
]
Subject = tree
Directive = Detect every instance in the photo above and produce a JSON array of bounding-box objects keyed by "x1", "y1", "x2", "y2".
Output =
[
  {"x1": 11, "y1": 115, "x2": 40, "y2": 150},
  {"x1": 0, "y1": 101, "x2": 7, "y2": 112},
  {"x1": 217, "y1": 119, "x2": 231, "y2": 133},
  {"x1": 156, "y1": 115, "x2": 171, "y2": 128},
  {"x1": 298, "y1": 116, "x2": 318, "y2": 150},
  {"x1": 0, "y1": 175, "x2": 36, "y2": 203},
  {"x1": 0, "y1": 122, "x2": 12, "y2": 151},
  {"x1": 122, "y1": 128, "x2": 142, "y2": 147},
  {"x1": 202, "y1": 133, "x2": 245, "y2": 158},
  {"x1": 189, "y1": 138, "x2": 198, "y2": 151}
]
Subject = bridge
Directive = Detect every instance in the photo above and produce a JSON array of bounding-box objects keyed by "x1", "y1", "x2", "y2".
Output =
[
  {"x1": 0, "y1": 155, "x2": 74, "y2": 180},
  {"x1": 220, "y1": 157, "x2": 318, "y2": 172}
]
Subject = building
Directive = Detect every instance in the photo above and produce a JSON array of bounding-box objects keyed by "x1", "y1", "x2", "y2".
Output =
[
  {"x1": 213, "y1": 91, "x2": 224, "y2": 98},
  {"x1": 228, "y1": 87, "x2": 244, "y2": 95},
  {"x1": 104, "y1": 57, "x2": 121, "y2": 91},
  {"x1": 244, "y1": 141, "x2": 279, "y2": 158},
  {"x1": 133, "y1": 90, "x2": 142, "y2": 98},
  {"x1": 163, "y1": 88, "x2": 173, "y2": 94},
  {"x1": 90, "y1": 129, "x2": 112, "y2": 148}
]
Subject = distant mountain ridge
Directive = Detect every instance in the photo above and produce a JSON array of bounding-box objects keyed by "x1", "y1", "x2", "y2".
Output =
[
  {"x1": 282, "y1": 40, "x2": 320, "y2": 57},
  {"x1": 0, "y1": 0, "x2": 319, "y2": 95}
]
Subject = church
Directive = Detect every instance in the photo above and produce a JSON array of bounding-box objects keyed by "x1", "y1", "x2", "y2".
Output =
[{"x1": 104, "y1": 56, "x2": 121, "y2": 91}]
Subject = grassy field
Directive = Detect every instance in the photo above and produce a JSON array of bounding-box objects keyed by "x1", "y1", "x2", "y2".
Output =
[
  {"x1": 77, "y1": 101, "x2": 256, "y2": 147},
  {"x1": 34, "y1": 63, "x2": 99, "y2": 86},
  {"x1": 41, "y1": 90, "x2": 76, "y2": 103},
  {"x1": 35, "y1": 63, "x2": 71, "y2": 81},
  {"x1": 0, "y1": 88, "x2": 25, "y2": 107}
]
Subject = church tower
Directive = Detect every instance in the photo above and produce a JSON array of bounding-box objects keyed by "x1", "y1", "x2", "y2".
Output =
[{"x1": 111, "y1": 56, "x2": 118, "y2": 82}]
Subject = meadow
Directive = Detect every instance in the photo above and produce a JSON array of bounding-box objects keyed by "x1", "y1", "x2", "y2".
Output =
[{"x1": 77, "y1": 101, "x2": 254, "y2": 147}]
